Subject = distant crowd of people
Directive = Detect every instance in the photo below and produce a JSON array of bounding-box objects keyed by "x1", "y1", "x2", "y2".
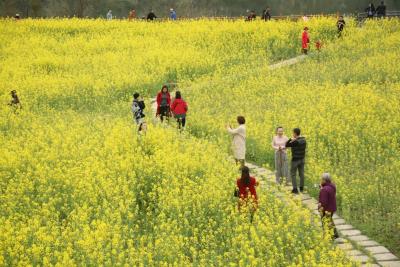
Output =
[
  {"x1": 11, "y1": 1, "x2": 391, "y2": 21},
  {"x1": 106, "y1": 8, "x2": 177, "y2": 21}
]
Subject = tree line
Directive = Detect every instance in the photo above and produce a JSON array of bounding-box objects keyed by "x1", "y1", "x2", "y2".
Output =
[{"x1": 1, "y1": 0, "x2": 399, "y2": 18}]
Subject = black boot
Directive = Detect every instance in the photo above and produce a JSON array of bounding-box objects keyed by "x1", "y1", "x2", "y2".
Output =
[
  {"x1": 333, "y1": 228, "x2": 339, "y2": 239},
  {"x1": 299, "y1": 187, "x2": 304, "y2": 193},
  {"x1": 291, "y1": 188, "x2": 299, "y2": 194}
]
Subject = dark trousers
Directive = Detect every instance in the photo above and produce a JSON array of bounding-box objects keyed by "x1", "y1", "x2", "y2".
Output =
[
  {"x1": 321, "y1": 211, "x2": 339, "y2": 239},
  {"x1": 177, "y1": 117, "x2": 186, "y2": 128},
  {"x1": 290, "y1": 158, "x2": 305, "y2": 189},
  {"x1": 175, "y1": 114, "x2": 186, "y2": 129},
  {"x1": 159, "y1": 106, "x2": 170, "y2": 122}
]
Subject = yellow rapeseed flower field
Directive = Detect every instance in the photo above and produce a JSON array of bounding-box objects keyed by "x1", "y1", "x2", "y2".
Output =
[
  {"x1": 185, "y1": 19, "x2": 400, "y2": 255},
  {"x1": 0, "y1": 17, "x2": 389, "y2": 265}
]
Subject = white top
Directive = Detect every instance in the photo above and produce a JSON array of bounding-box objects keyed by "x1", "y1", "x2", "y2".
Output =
[{"x1": 227, "y1": 125, "x2": 246, "y2": 160}]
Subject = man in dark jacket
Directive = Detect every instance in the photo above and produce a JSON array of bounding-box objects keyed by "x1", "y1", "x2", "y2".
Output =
[
  {"x1": 286, "y1": 128, "x2": 306, "y2": 194},
  {"x1": 365, "y1": 3, "x2": 376, "y2": 18},
  {"x1": 262, "y1": 7, "x2": 271, "y2": 21},
  {"x1": 318, "y1": 173, "x2": 339, "y2": 239},
  {"x1": 376, "y1": 1, "x2": 386, "y2": 18},
  {"x1": 147, "y1": 10, "x2": 157, "y2": 21}
]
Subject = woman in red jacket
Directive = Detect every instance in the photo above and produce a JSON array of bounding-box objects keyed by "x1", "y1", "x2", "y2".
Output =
[
  {"x1": 236, "y1": 166, "x2": 259, "y2": 215},
  {"x1": 170, "y1": 91, "x2": 188, "y2": 130},
  {"x1": 302, "y1": 27, "x2": 310, "y2": 54},
  {"x1": 156, "y1": 85, "x2": 171, "y2": 122}
]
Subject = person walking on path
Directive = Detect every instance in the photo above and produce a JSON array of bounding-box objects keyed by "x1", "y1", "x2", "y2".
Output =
[
  {"x1": 107, "y1": 10, "x2": 113, "y2": 20},
  {"x1": 227, "y1": 116, "x2": 246, "y2": 167},
  {"x1": 365, "y1": 3, "x2": 376, "y2": 18},
  {"x1": 318, "y1": 173, "x2": 339, "y2": 239},
  {"x1": 236, "y1": 166, "x2": 258, "y2": 219},
  {"x1": 170, "y1": 91, "x2": 188, "y2": 130},
  {"x1": 170, "y1": 8, "x2": 177, "y2": 20},
  {"x1": 285, "y1": 128, "x2": 307, "y2": 194},
  {"x1": 131, "y1": 93, "x2": 146, "y2": 133},
  {"x1": 376, "y1": 1, "x2": 386, "y2": 18},
  {"x1": 156, "y1": 85, "x2": 171, "y2": 123},
  {"x1": 337, "y1": 16, "x2": 346, "y2": 36},
  {"x1": 8, "y1": 90, "x2": 22, "y2": 112},
  {"x1": 262, "y1": 7, "x2": 271, "y2": 21},
  {"x1": 302, "y1": 27, "x2": 310, "y2": 55},
  {"x1": 272, "y1": 127, "x2": 289, "y2": 185},
  {"x1": 147, "y1": 10, "x2": 157, "y2": 21}
]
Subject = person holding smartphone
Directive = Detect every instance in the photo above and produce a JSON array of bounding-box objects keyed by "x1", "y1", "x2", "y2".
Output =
[
  {"x1": 285, "y1": 128, "x2": 307, "y2": 193},
  {"x1": 227, "y1": 116, "x2": 246, "y2": 168}
]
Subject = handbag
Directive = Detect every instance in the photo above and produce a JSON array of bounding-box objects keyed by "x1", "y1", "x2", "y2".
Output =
[{"x1": 234, "y1": 187, "x2": 239, "y2": 197}]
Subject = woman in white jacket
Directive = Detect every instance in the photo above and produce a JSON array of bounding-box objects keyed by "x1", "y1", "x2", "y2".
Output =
[{"x1": 227, "y1": 116, "x2": 246, "y2": 167}]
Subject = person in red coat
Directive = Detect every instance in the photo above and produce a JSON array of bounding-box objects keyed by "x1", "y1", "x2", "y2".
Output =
[
  {"x1": 302, "y1": 27, "x2": 310, "y2": 54},
  {"x1": 170, "y1": 91, "x2": 188, "y2": 130},
  {"x1": 236, "y1": 166, "x2": 259, "y2": 218},
  {"x1": 156, "y1": 85, "x2": 171, "y2": 122},
  {"x1": 318, "y1": 173, "x2": 339, "y2": 239}
]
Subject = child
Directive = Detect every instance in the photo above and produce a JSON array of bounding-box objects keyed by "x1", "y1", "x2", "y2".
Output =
[
  {"x1": 132, "y1": 93, "x2": 146, "y2": 133},
  {"x1": 337, "y1": 16, "x2": 346, "y2": 37}
]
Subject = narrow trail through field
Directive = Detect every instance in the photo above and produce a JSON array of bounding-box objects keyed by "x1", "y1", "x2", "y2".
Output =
[{"x1": 149, "y1": 55, "x2": 400, "y2": 267}]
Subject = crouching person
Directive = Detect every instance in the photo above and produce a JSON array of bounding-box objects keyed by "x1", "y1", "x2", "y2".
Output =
[
  {"x1": 318, "y1": 173, "x2": 339, "y2": 239},
  {"x1": 236, "y1": 166, "x2": 258, "y2": 222}
]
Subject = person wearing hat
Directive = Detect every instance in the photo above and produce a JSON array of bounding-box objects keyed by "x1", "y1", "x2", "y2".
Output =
[
  {"x1": 170, "y1": 8, "x2": 177, "y2": 20},
  {"x1": 14, "y1": 14, "x2": 20, "y2": 20},
  {"x1": 302, "y1": 27, "x2": 310, "y2": 54},
  {"x1": 131, "y1": 93, "x2": 146, "y2": 133}
]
